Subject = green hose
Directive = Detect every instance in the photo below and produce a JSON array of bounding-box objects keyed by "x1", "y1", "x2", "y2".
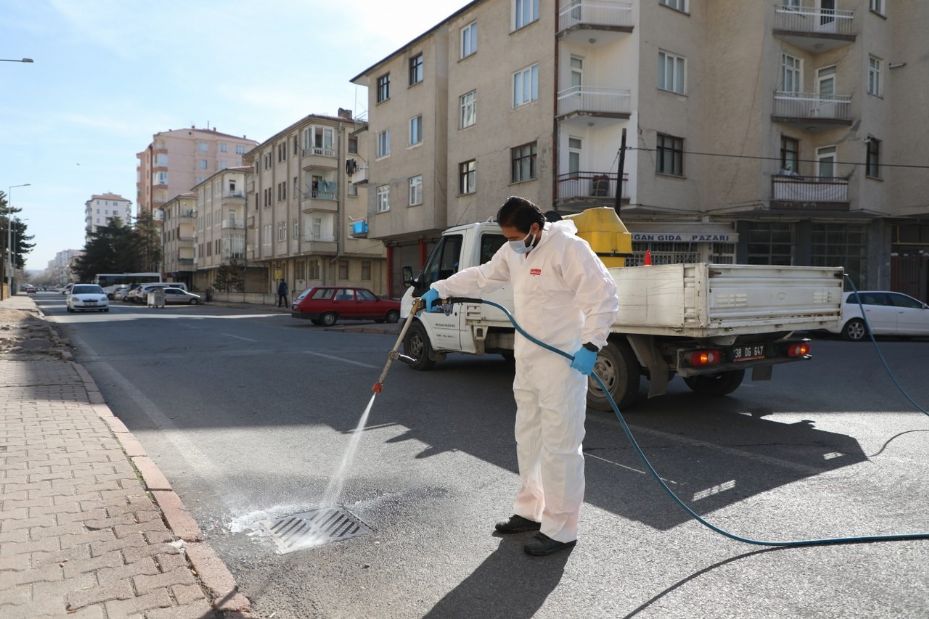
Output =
[{"x1": 443, "y1": 296, "x2": 929, "y2": 548}]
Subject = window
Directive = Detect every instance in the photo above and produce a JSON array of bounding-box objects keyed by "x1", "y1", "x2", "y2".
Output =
[
  {"x1": 459, "y1": 90, "x2": 477, "y2": 128},
  {"x1": 656, "y1": 133, "x2": 684, "y2": 176},
  {"x1": 376, "y1": 129, "x2": 391, "y2": 158},
  {"x1": 514, "y1": 0, "x2": 539, "y2": 29},
  {"x1": 293, "y1": 135, "x2": 299, "y2": 155},
  {"x1": 570, "y1": 55, "x2": 583, "y2": 88},
  {"x1": 422, "y1": 235, "x2": 463, "y2": 285},
  {"x1": 890, "y1": 293, "x2": 924, "y2": 309},
  {"x1": 309, "y1": 260, "x2": 321, "y2": 280},
  {"x1": 277, "y1": 222, "x2": 286, "y2": 241},
  {"x1": 780, "y1": 136, "x2": 799, "y2": 173},
  {"x1": 293, "y1": 221, "x2": 299, "y2": 240},
  {"x1": 409, "y1": 115, "x2": 423, "y2": 146},
  {"x1": 870, "y1": 0, "x2": 885, "y2": 15},
  {"x1": 198, "y1": 159, "x2": 208, "y2": 170},
  {"x1": 747, "y1": 223, "x2": 793, "y2": 266},
  {"x1": 460, "y1": 21, "x2": 477, "y2": 58},
  {"x1": 816, "y1": 145, "x2": 837, "y2": 177},
  {"x1": 311, "y1": 287, "x2": 333, "y2": 300},
  {"x1": 376, "y1": 185, "x2": 390, "y2": 212},
  {"x1": 262, "y1": 224, "x2": 272, "y2": 245},
  {"x1": 338, "y1": 261, "x2": 350, "y2": 280},
  {"x1": 868, "y1": 56, "x2": 882, "y2": 96},
  {"x1": 480, "y1": 234, "x2": 507, "y2": 264},
  {"x1": 219, "y1": 142, "x2": 228, "y2": 153},
  {"x1": 235, "y1": 144, "x2": 246, "y2": 155},
  {"x1": 658, "y1": 51, "x2": 686, "y2": 94},
  {"x1": 376, "y1": 73, "x2": 390, "y2": 103},
  {"x1": 348, "y1": 136, "x2": 358, "y2": 154},
  {"x1": 155, "y1": 153, "x2": 168, "y2": 166},
  {"x1": 511, "y1": 142, "x2": 537, "y2": 183},
  {"x1": 866, "y1": 137, "x2": 881, "y2": 178},
  {"x1": 811, "y1": 224, "x2": 868, "y2": 288},
  {"x1": 568, "y1": 137, "x2": 582, "y2": 175},
  {"x1": 459, "y1": 160, "x2": 476, "y2": 194},
  {"x1": 781, "y1": 53, "x2": 802, "y2": 93},
  {"x1": 513, "y1": 64, "x2": 539, "y2": 107},
  {"x1": 198, "y1": 142, "x2": 208, "y2": 152},
  {"x1": 361, "y1": 260, "x2": 372, "y2": 280},
  {"x1": 660, "y1": 0, "x2": 688, "y2": 12},
  {"x1": 348, "y1": 182, "x2": 358, "y2": 197},
  {"x1": 277, "y1": 142, "x2": 287, "y2": 162},
  {"x1": 303, "y1": 126, "x2": 335, "y2": 155},
  {"x1": 409, "y1": 175, "x2": 423, "y2": 206},
  {"x1": 409, "y1": 53, "x2": 424, "y2": 86}
]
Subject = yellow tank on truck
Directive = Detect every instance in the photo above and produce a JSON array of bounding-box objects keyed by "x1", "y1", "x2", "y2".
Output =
[{"x1": 564, "y1": 207, "x2": 633, "y2": 268}]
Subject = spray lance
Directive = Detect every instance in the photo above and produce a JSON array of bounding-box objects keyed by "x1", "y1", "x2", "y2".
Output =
[{"x1": 371, "y1": 298, "x2": 423, "y2": 393}]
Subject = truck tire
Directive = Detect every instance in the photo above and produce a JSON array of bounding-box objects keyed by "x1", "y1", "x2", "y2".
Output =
[
  {"x1": 587, "y1": 339, "x2": 641, "y2": 412},
  {"x1": 684, "y1": 370, "x2": 745, "y2": 396},
  {"x1": 404, "y1": 320, "x2": 435, "y2": 370},
  {"x1": 842, "y1": 318, "x2": 868, "y2": 342}
]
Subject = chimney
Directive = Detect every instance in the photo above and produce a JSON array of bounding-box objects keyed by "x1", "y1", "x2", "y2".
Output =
[{"x1": 337, "y1": 108, "x2": 353, "y2": 121}]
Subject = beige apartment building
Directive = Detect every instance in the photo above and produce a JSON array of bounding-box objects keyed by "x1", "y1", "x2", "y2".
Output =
[
  {"x1": 136, "y1": 127, "x2": 258, "y2": 218},
  {"x1": 84, "y1": 193, "x2": 132, "y2": 240},
  {"x1": 353, "y1": 0, "x2": 929, "y2": 300},
  {"x1": 243, "y1": 110, "x2": 386, "y2": 297},
  {"x1": 191, "y1": 168, "x2": 265, "y2": 292},
  {"x1": 160, "y1": 193, "x2": 197, "y2": 287}
]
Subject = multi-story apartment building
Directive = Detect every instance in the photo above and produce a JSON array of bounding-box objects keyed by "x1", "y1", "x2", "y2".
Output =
[
  {"x1": 136, "y1": 127, "x2": 258, "y2": 217},
  {"x1": 84, "y1": 193, "x2": 132, "y2": 239},
  {"x1": 160, "y1": 193, "x2": 197, "y2": 287},
  {"x1": 47, "y1": 249, "x2": 82, "y2": 285},
  {"x1": 353, "y1": 0, "x2": 929, "y2": 300},
  {"x1": 244, "y1": 110, "x2": 387, "y2": 296},
  {"x1": 192, "y1": 168, "x2": 265, "y2": 292}
]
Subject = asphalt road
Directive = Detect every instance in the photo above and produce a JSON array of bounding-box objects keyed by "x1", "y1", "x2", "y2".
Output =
[{"x1": 36, "y1": 292, "x2": 929, "y2": 618}]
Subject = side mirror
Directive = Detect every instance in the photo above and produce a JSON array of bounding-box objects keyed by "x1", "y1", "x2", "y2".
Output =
[{"x1": 402, "y1": 266, "x2": 416, "y2": 287}]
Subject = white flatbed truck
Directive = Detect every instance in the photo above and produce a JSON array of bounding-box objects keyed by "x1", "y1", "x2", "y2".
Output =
[{"x1": 399, "y1": 217, "x2": 845, "y2": 410}]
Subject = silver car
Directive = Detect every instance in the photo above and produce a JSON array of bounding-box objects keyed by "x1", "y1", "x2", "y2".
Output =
[{"x1": 163, "y1": 287, "x2": 202, "y2": 305}]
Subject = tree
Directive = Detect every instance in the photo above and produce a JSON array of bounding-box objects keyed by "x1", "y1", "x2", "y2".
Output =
[
  {"x1": 134, "y1": 211, "x2": 162, "y2": 274},
  {"x1": 0, "y1": 191, "x2": 34, "y2": 270},
  {"x1": 213, "y1": 257, "x2": 244, "y2": 292},
  {"x1": 72, "y1": 218, "x2": 141, "y2": 282}
]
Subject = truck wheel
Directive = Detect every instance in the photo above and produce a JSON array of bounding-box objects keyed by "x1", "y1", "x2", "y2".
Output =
[
  {"x1": 587, "y1": 340, "x2": 641, "y2": 412},
  {"x1": 684, "y1": 370, "x2": 745, "y2": 396},
  {"x1": 403, "y1": 320, "x2": 435, "y2": 370},
  {"x1": 842, "y1": 318, "x2": 868, "y2": 342}
]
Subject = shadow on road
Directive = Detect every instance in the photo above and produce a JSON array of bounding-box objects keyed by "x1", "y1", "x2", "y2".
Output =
[{"x1": 423, "y1": 535, "x2": 571, "y2": 619}]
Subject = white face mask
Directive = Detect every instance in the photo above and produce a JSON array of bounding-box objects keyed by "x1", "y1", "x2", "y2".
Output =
[{"x1": 508, "y1": 230, "x2": 533, "y2": 255}]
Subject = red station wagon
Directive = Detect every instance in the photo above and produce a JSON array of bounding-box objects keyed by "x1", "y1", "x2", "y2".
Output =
[{"x1": 291, "y1": 287, "x2": 400, "y2": 326}]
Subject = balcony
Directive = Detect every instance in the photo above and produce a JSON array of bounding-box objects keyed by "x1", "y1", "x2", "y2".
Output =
[
  {"x1": 176, "y1": 258, "x2": 195, "y2": 269},
  {"x1": 223, "y1": 191, "x2": 246, "y2": 200},
  {"x1": 557, "y1": 87, "x2": 631, "y2": 120},
  {"x1": 771, "y1": 175, "x2": 849, "y2": 210},
  {"x1": 302, "y1": 147, "x2": 338, "y2": 170},
  {"x1": 301, "y1": 239, "x2": 338, "y2": 255},
  {"x1": 558, "y1": 1, "x2": 634, "y2": 40},
  {"x1": 773, "y1": 5, "x2": 856, "y2": 53},
  {"x1": 772, "y1": 92, "x2": 852, "y2": 127},
  {"x1": 179, "y1": 209, "x2": 196, "y2": 219},
  {"x1": 222, "y1": 219, "x2": 245, "y2": 230},
  {"x1": 301, "y1": 189, "x2": 338, "y2": 213},
  {"x1": 556, "y1": 172, "x2": 629, "y2": 208}
]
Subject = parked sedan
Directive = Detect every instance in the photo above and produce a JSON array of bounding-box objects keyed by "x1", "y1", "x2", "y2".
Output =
[
  {"x1": 291, "y1": 287, "x2": 400, "y2": 326},
  {"x1": 827, "y1": 291, "x2": 929, "y2": 340},
  {"x1": 163, "y1": 287, "x2": 202, "y2": 305},
  {"x1": 67, "y1": 284, "x2": 109, "y2": 313}
]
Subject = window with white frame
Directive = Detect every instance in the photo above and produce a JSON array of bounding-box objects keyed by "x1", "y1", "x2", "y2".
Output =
[
  {"x1": 293, "y1": 222, "x2": 299, "y2": 240},
  {"x1": 659, "y1": 0, "x2": 688, "y2": 13},
  {"x1": 658, "y1": 51, "x2": 686, "y2": 94},
  {"x1": 514, "y1": 0, "x2": 539, "y2": 29},
  {"x1": 868, "y1": 56, "x2": 882, "y2": 96},
  {"x1": 409, "y1": 175, "x2": 423, "y2": 206},
  {"x1": 198, "y1": 142, "x2": 208, "y2": 152},
  {"x1": 277, "y1": 221, "x2": 286, "y2": 241},
  {"x1": 409, "y1": 115, "x2": 423, "y2": 146},
  {"x1": 198, "y1": 159, "x2": 208, "y2": 170},
  {"x1": 303, "y1": 126, "x2": 335, "y2": 155},
  {"x1": 460, "y1": 90, "x2": 477, "y2": 128},
  {"x1": 376, "y1": 129, "x2": 391, "y2": 158},
  {"x1": 235, "y1": 144, "x2": 246, "y2": 154},
  {"x1": 869, "y1": 0, "x2": 885, "y2": 15},
  {"x1": 459, "y1": 160, "x2": 476, "y2": 194},
  {"x1": 376, "y1": 185, "x2": 390, "y2": 212},
  {"x1": 513, "y1": 64, "x2": 539, "y2": 107},
  {"x1": 781, "y1": 53, "x2": 802, "y2": 93},
  {"x1": 461, "y1": 21, "x2": 477, "y2": 58},
  {"x1": 262, "y1": 224, "x2": 272, "y2": 245}
]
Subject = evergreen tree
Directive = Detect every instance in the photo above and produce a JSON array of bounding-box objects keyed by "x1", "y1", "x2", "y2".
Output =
[
  {"x1": 72, "y1": 218, "x2": 141, "y2": 281},
  {"x1": 134, "y1": 211, "x2": 162, "y2": 273},
  {"x1": 0, "y1": 191, "x2": 34, "y2": 270}
]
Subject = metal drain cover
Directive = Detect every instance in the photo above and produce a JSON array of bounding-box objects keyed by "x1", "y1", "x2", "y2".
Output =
[{"x1": 267, "y1": 507, "x2": 371, "y2": 553}]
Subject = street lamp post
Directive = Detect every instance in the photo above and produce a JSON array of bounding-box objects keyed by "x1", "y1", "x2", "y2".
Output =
[
  {"x1": 0, "y1": 58, "x2": 34, "y2": 63},
  {"x1": 6, "y1": 184, "x2": 30, "y2": 296}
]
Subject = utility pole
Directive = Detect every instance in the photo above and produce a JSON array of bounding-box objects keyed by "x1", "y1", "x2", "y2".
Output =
[{"x1": 614, "y1": 128, "x2": 627, "y2": 218}]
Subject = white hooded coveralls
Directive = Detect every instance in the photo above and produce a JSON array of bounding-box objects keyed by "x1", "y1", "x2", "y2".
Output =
[{"x1": 432, "y1": 221, "x2": 619, "y2": 542}]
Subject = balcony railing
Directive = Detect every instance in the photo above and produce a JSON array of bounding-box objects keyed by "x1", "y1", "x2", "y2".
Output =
[
  {"x1": 302, "y1": 190, "x2": 337, "y2": 201},
  {"x1": 303, "y1": 147, "x2": 335, "y2": 158},
  {"x1": 557, "y1": 87, "x2": 632, "y2": 118},
  {"x1": 771, "y1": 175, "x2": 848, "y2": 204},
  {"x1": 223, "y1": 191, "x2": 245, "y2": 199},
  {"x1": 222, "y1": 219, "x2": 245, "y2": 230},
  {"x1": 773, "y1": 91, "x2": 852, "y2": 123},
  {"x1": 179, "y1": 209, "x2": 197, "y2": 219},
  {"x1": 774, "y1": 5, "x2": 855, "y2": 37},
  {"x1": 557, "y1": 172, "x2": 629, "y2": 203},
  {"x1": 558, "y1": 1, "x2": 634, "y2": 33}
]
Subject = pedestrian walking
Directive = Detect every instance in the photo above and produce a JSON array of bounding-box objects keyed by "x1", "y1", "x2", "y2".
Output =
[
  {"x1": 421, "y1": 196, "x2": 619, "y2": 556},
  {"x1": 277, "y1": 279, "x2": 289, "y2": 307}
]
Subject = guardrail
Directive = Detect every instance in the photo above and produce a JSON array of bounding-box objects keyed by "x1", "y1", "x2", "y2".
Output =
[
  {"x1": 773, "y1": 91, "x2": 852, "y2": 121},
  {"x1": 774, "y1": 5, "x2": 855, "y2": 36},
  {"x1": 558, "y1": 0, "x2": 634, "y2": 32},
  {"x1": 558, "y1": 86, "x2": 632, "y2": 117}
]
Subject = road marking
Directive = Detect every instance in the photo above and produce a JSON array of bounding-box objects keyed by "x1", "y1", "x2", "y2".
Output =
[
  {"x1": 585, "y1": 452, "x2": 680, "y2": 486},
  {"x1": 301, "y1": 350, "x2": 380, "y2": 369},
  {"x1": 223, "y1": 333, "x2": 258, "y2": 343}
]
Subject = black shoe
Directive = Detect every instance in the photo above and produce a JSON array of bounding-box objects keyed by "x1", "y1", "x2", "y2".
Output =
[
  {"x1": 494, "y1": 514, "x2": 541, "y2": 534},
  {"x1": 524, "y1": 532, "x2": 577, "y2": 556}
]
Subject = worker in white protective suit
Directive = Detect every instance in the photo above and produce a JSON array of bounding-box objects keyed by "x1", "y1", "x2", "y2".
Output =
[{"x1": 421, "y1": 197, "x2": 619, "y2": 556}]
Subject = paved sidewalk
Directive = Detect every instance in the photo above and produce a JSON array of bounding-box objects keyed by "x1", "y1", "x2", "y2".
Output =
[{"x1": 0, "y1": 296, "x2": 251, "y2": 618}]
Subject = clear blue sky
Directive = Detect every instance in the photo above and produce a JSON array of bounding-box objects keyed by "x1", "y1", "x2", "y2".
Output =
[{"x1": 1, "y1": 0, "x2": 471, "y2": 270}]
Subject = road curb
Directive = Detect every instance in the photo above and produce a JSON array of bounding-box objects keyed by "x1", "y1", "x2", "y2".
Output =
[{"x1": 35, "y1": 308, "x2": 255, "y2": 617}]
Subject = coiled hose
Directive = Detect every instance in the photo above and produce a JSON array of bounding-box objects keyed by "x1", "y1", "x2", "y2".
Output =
[{"x1": 443, "y1": 290, "x2": 929, "y2": 548}]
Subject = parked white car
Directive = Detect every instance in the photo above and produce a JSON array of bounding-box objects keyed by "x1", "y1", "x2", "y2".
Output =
[
  {"x1": 163, "y1": 288, "x2": 201, "y2": 305},
  {"x1": 67, "y1": 284, "x2": 109, "y2": 313},
  {"x1": 827, "y1": 291, "x2": 929, "y2": 341}
]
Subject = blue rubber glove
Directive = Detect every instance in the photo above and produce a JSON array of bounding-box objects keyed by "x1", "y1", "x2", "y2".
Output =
[
  {"x1": 570, "y1": 345, "x2": 598, "y2": 375},
  {"x1": 420, "y1": 288, "x2": 442, "y2": 313}
]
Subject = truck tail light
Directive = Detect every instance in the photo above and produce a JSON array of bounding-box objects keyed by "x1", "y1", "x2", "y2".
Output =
[
  {"x1": 787, "y1": 342, "x2": 811, "y2": 358},
  {"x1": 689, "y1": 350, "x2": 722, "y2": 367}
]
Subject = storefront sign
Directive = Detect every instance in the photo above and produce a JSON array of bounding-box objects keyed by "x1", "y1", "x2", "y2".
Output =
[{"x1": 632, "y1": 232, "x2": 737, "y2": 243}]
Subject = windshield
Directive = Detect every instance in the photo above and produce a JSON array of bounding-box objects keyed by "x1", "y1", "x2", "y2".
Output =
[{"x1": 72, "y1": 285, "x2": 104, "y2": 295}]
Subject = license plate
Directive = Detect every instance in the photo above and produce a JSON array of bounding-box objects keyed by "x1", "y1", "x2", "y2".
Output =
[
  {"x1": 84, "y1": 301, "x2": 97, "y2": 305},
  {"x1": 732, "y1": 345, "x2": 765, "y2": 362}
]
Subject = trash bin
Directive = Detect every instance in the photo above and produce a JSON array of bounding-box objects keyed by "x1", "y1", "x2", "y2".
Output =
[{"x1": 147, "y1": 288, "x2": 166, "y2": 308}]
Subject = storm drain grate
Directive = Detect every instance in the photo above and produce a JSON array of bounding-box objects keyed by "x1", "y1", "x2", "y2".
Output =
[{"x1": 267, "y1": 507, "x2": 371, "y2": 553}]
